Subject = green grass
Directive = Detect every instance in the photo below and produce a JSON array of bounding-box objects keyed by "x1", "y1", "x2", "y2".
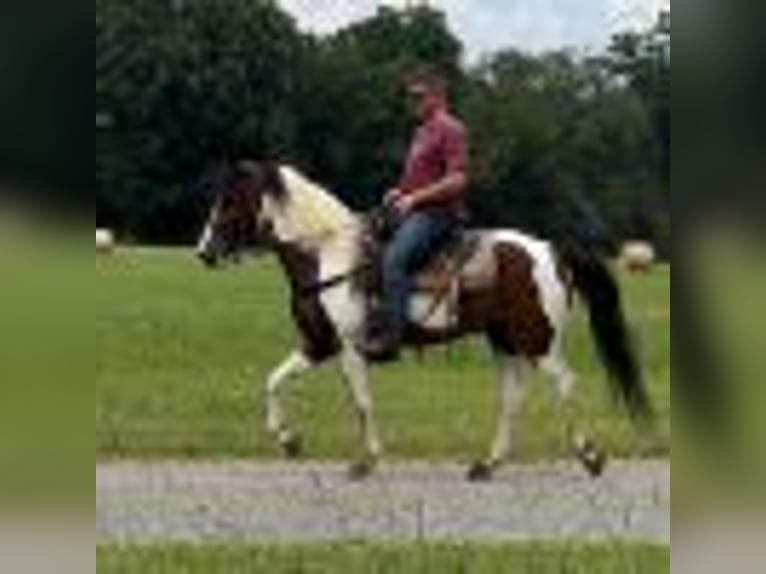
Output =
[
  {"x1": 97, "y1": 543, "x2": 669, "y2": 573},
  {"x1": 96, "y1": 248, "x2": 670, "y2": 461}
]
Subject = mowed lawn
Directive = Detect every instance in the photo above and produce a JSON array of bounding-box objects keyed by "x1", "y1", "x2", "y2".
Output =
[
  {"x1": 97, "y1": 543, "x2": 669, "y2": 574},
  {"x1": 97, "y1": 248, "x2": 670, "y2": 461}
]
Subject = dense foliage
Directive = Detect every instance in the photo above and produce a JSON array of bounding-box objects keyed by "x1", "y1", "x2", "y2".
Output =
[{"x1": 96, "y1": 0, "x2": 669, "y2": 252}]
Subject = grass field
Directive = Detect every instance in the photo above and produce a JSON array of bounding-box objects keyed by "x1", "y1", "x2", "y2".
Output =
[
  {"x1": 97, "y1": 543, "x2": 669, "y2": 573},
  {"x1": 96, "y1": 248, "x2": 670, "y2": 461}
]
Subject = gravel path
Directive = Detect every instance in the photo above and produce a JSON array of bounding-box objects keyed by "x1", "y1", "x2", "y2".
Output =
[{"x1": 97, "y1": 460, "x2": 669, "y2": 544}]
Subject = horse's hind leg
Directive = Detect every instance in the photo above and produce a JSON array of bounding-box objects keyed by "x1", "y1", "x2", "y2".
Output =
[
  {"x1": 468, "y1": 353, "x2": 524, "y2": 481},
  {"x1": 540, "y1": 348, "x2": 606, "y2": 477},
  {"x1": 265, "y1": 349, "x2": 313, "y2": 457},
  {"x1": 539, "y1": 347, "x2": 575, "y2": 413}
]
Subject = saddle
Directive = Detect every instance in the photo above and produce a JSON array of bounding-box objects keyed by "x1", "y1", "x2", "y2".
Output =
[
  {"x1": 412, "y1": 232, "x2": 481, "y2": 291},
  {"x1": 359, "y1": 206, "x2": 484, "y2": 329}
]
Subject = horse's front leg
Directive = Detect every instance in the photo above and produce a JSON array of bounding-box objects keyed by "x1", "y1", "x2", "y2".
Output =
[
  {"x1": 339, "y1": 344, "x2": 382, "y2": 480},
  {"x1": 265, "y1": 349, "x2": 313, "y2": 458}
]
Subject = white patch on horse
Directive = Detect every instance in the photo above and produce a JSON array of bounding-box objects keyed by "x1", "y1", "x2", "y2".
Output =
[
  {"x1": 264, "y1": 165, "x2": 358, "y2": 248},
  {"x1": 408, "y1": 293, "x2": 457, "y2": 330},
  {"x1": 195, "y1": 205, "x2": 217, "y2": 255},
  {"x1": 318, "y1": 241, "x2": 365, "y2": 339}
]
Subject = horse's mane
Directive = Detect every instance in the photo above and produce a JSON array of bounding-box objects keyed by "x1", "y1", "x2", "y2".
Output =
[{"x1": 268, "y1": 165, "x2": 358, "y2": 245}]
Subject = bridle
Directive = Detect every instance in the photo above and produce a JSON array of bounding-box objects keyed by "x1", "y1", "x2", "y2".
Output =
[{"x1": 212, "y1": 183, "x2": 274, "y2": 255}]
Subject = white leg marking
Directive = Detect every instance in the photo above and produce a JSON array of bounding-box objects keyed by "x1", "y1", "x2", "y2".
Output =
[
  {"x1": 196, "y1": 222, "x2": 212, "y2": 254},
  {"x1": 540, "y1": 346, "x2": 576, "y2": 405},
  {"x1": 265, "y1": 349, "x2": 312, "y2": 443},
  {"x1": 339, "y1": 344, "x2": 382, "y2": 459},
  {"x1": 540, "y1": 345, "x2": 591, "y2": 453},
  {"x1": 489, "y1": 354, "x2": 524, "y2": 465},
  {"x1": 196, "y1": 205, "x2": 218, "y2": 255}
]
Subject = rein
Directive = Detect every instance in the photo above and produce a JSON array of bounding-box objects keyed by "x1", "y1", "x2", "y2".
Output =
[
  {"x1": 296, "y1": 263, "x2": 367, "y2": 298},
  {"x1": 293, "y1": 205, "x2": 391, "y2": 299}
]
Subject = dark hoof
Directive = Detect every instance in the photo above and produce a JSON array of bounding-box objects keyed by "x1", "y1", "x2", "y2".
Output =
[
  {"x1": 347, "y1": 459, "x2": 376, "y2": 481},
  {"x1": 467, "y1": 460, "x2": 494, "y2": 482},
  {"x1": 578, "y1": 442, "x2": 608, "y2": 478},
  {"x1": 280, "y1": 433, "x2": 303, "y2": 459}
]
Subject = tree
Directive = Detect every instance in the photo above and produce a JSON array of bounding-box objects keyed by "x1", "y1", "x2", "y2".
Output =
[
  {"x1": 604, "y1": 10, "x2": 670, "y2": 252},
  {"x1": 95, "y1": 3, "x2": 670, "y2": 251},
  {"x1": 97, "y1": 0, "x2": 304, "y2": 242},
  {"x1": 608, "y1": 10, "x2": 670, "y2": 189}
]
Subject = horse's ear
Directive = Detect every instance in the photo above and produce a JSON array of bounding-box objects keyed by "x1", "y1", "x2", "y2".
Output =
[
  {"x1": 236, "y1": 160, "x2": 286, "y2": 202},
  {"x1": 235, "y1": 160, "x2": 258, "y2": 180}
]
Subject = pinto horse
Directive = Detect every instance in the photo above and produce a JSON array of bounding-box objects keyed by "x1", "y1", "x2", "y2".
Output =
[{"x1": 196, "y1": 160, "x2": 652, "y2": 480}]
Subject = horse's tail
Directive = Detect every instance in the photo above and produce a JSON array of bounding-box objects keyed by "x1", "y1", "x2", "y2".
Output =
[{"x1": 560, "y1": 244, "x2": 653, "y2": 421}]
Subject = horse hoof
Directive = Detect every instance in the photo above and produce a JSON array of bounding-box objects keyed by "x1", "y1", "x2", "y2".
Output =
[
  {"x1": 280, "y1": 434, "x2": 303, "y2": 459},
  {"x1": 579, "y1": 444, "x2": 608, "y2": 478},
  {"x1": 467, "y1": 461, "x2": 494, "y2": 482},
  {"x1": 347, "y1": 459, "x2": 375, "y2": 481}
]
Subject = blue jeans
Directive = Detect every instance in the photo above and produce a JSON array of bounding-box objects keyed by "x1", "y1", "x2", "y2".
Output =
[{"x1": 380, "y1": 209, "x2": 456, "y2": 341}]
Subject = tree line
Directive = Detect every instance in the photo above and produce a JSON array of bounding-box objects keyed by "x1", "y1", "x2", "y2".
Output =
[{"x1": 96, "y1": 0, "x2": 669, "y2": 254}]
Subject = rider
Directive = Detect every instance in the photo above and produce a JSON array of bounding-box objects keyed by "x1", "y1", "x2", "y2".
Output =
[{"x1": 363, "y1": 68, "x2": 470, "y2": 361}]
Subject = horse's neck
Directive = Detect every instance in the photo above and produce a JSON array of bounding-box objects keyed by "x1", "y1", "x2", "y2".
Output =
[
  {"x1": 273, "y1": 242, "x2": 319, "y2": 294},
  {"x1": 272, "y1": 222, "x2": 361, "y2": 293},
  {"x1": 276, "y1": 166, "x2": 362, "y2": 279},
  {"x1": 315, "y1": 224, "x2": 362, "y2": 279}
]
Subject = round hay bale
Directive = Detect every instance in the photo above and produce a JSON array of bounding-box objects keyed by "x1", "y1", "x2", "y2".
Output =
[
  {"x1": 620, "y1": 241, "x2": 656, "y2": 273},
  {"x1": 96, "y1": 228, "x2": 115, "y2": 254}
]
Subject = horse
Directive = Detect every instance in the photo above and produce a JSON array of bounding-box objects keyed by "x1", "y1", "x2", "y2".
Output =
[{"x1": 195, "y1": 160, "x2": 652, "y2": 480}]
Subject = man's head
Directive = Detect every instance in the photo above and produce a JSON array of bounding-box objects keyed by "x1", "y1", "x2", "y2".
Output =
[{"x1": 405, "y1": 68, "x2": 448, "y2": 121}]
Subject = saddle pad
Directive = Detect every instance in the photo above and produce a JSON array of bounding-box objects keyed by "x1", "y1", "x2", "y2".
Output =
[
  {"x1": 414, "y1": 232, "x2": 494, "y2": 292},
  {"x1": 414, "y1": 256, "x2": 454, "y2": 292},
  {"x1": 407, "y1": 233, "x2": 496, "y2": 331},
  {"x1": 408, "y1": 288, "x2": 458, "y2": 331}
]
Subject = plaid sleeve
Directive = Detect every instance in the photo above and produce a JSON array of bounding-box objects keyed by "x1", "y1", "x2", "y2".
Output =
[{"x1": 442, "y1": 121, "x2": 468, "y2": 174}]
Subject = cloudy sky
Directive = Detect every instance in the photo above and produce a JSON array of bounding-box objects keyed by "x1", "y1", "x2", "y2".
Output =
[{"x1": 279, "y1": 0, "x2": 669, "y2": 61}]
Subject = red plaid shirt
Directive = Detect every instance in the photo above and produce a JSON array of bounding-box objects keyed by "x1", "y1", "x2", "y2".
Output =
[{"x1": 398, "y1": 110, "x2": 468, "y2": 213}]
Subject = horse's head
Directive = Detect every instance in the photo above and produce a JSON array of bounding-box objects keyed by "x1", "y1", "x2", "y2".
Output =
[
  {"x1": 195, "y1": 160, "x2": 285, "y2": 267},
  {"x1": 197, "y1": 160, "x2": 357, "y2": 266}
]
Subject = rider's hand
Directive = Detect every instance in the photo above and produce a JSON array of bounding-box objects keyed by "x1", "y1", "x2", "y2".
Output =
[
  {"x1": 394, "y1": 194, "x2": 418, "y2": 215},
  {"x1": 385, "y1": 188, "x2": 403, "y2": 204}
]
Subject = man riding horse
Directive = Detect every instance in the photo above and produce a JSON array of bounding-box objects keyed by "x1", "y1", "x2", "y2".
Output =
[
  {"x1": 195, "y1": 69, "x2": 651, "y2": 481},
  {"x1": 363, "y1": 68, "x2": 470, "y2": 361}
]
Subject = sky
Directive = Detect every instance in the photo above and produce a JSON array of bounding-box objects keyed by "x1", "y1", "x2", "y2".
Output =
[{"x1": 279, "y1": 0, "x2": 670, "y2": 61}]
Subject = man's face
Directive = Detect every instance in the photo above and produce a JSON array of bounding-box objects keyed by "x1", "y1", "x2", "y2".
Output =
[{"x1": 408, "y1": 83, "x2": 443, "y2": 121}]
